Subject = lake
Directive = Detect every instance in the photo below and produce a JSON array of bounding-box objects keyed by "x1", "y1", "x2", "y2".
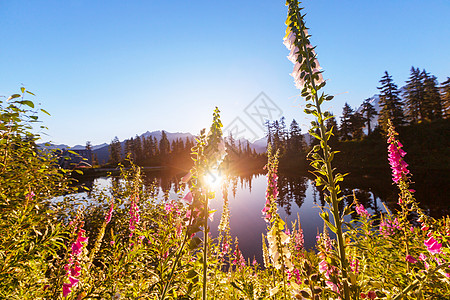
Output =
[{"x1": 74, "y1": 168, "x2": 450, "y2": 263}]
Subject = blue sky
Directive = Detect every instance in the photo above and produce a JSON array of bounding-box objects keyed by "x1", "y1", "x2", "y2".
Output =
[{"x1": 1, "y1": 0, "x2": 449, "y2": 146}]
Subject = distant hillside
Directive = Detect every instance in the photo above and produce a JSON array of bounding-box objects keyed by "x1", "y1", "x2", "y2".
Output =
[{"x1": 40, "y1": 130, "x2": 268, "y2": 165}]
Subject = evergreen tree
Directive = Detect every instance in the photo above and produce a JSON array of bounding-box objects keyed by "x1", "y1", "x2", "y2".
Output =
[
  {"x1": 124, "y1": 138, "x2": 133, "y2": 158},
  {"x1": 377, "y1": 71, "x2": 405, "y2": 131},
  {"x1": 133, "y1": 135, "x2": 143, "y2": 163},
  {"x1": 440, "y1": 77, "x2": 450, "y2": 119},
  {"x1": 159, "y1": 131, "x2": 170, "y2": 162},
  {"x1": 361, "y1": 98, "x2": 377, "y2": 134},
  {"x1": 109, "y1": 136, "x2": 122, "y2": 164},
  {"x1": 422, "y1": 70, "x2": 442, "y2": 121},
  {"x1": 339, "y1": 102, "x2": 353, "y2": 140},
  {"x1": 403, "y1": 66, "x2": 424, "y2": 123},
  {"x1": 85, "y1": 141, "x2": 92, "y2": 151},
  {"x1": 349, "y1": 111, "x2": 365, "y2": 140},
  {"x1": 288, "y1": 119, "x2": 305, "y2": 154}
]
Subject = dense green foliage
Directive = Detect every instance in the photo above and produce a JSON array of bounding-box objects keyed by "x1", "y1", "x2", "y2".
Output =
[{"x1": 1, "y1": 1, "x2": 450, "y2": 299}]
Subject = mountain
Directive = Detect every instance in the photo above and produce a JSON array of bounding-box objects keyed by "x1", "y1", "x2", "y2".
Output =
[
  {"x1": 251, "y1": 137, "x2": 268, "y2": 153},
  {"x1": 71, "y1": 143, "x2": 109, "y2": 151},
  {"x1": 39, "y1": 130, "x2": 270, "y2": 165},
  {"x1": 140, "y1": 130, "x2": 194, "y2": 143}
]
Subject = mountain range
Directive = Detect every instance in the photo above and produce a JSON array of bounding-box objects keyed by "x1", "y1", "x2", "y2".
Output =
[
  {"x1": 39, "y1": 130, "x2": 268, "y2": 165},
  {"x1": 39, "y1": 94, "x2": 384, "y2": 165}
]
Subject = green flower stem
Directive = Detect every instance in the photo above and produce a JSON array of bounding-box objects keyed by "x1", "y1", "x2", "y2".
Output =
[
  {"x1": 296, "y1": 12, "x2": 350, "y2": 300},
  {"x1": 160, "y1": 208, "x2": 194, "y2": 300},
  {"x1": 202, "y1": 193, "x2": 208, "y2": 300}
]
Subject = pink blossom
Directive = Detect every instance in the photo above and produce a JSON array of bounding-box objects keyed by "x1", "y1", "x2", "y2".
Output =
[
  {"x1": 62, "y1": 284, "x2": 72, "y2": 297},
  {"x1": 424, "y1": 237, "x2": 442, "y2": 255},
  {"x1": 419, "y1": 253, "x2": 427, "y2": 261},
  {"x1": 387, "y1": 129, "x2": 409, "y2": 184},
  {"x1": 182, "y1": 191, "x2": 193, "y2": 204},
  {"x1": 350, "y1": 258, "x2": 360, "y2": 273},
  {"x1": 405, "y1": 255, "x2": 417, "y2": 264},
  {"x1": 164, "y1": 202, "x2": 174, "y2": 212},
  {"x1": 128, "y1": 196, "x2": 140, "y2": 238},
  {"x1": 355, "y1": 203, "x2": 370, "y2": 218},
  {"x1": 105, "y1": 201, "x2": 114, "y2": 224},
  {"x1": 63, "y1": 225, "x2": 88, "y2": 297},
  {"x1": 368, "y1": 291, "x2": 377, "y2": 299},
  {"x1": 325, "y1": 281, "x2": 339, "y2": 294},
  {"x1": 26, "y1": 191, "x2": 35, "y2": 202}
]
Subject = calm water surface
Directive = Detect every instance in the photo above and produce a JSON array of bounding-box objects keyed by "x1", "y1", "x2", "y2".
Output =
[
  {"x1": 72, "y1": 172, "x2": 450, "y2": 262},
  {"x1": 72, "y1": 168, "x2": 450, "y2": 263}
]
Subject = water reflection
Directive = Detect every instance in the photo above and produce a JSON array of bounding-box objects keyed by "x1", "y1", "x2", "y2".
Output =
[{"x1": 72, "y1": 168, "x2": 449, "y2": 261}]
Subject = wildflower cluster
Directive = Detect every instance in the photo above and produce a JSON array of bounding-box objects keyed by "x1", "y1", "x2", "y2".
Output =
[
  {"x1": 128, "y1": 194, "x2": 140, "y2": 239},
  {"x1": 387, "y1": 119, "x2": 410, "y2": 184},
  {"x1": 63, "y1": 223, "x2": 88, "y2": 297},
  {"x1": 261, "y1": 144, "x2": 279, "y2": 222}
]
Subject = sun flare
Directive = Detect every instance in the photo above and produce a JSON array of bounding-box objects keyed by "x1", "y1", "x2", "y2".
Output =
[{"x1": 203, "y1": 169, "x2": 223, "y2": 189}]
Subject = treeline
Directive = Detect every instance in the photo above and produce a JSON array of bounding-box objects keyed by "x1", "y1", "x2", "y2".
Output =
[
  {"x1": 222, "y1": 134, "x2": 267, "y2": 174},
  {"x1": 265, "y1": 117, "x2": 308, "y2": 171},
  {"x1": 107, "y1": 130, "x2": 266, "y2": 172},
  {"x1": 108, "y1": 131, "x2": 194, "y2": 169},
  {"x1": 331, "y1": 68, "x2": 450, "y2": 141}
]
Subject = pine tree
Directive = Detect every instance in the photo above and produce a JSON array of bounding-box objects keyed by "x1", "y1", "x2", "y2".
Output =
[
  {"x1": 422, "y1": 70, "x2": 442, "y2": 121},
  {"x1": 288, "y1": 119, "x2": 305, "y2": 154},
  {"x1": 159, "y1": 131, "x2": 170, "y2": 161},
  {"x1": 349, "y1": 111, "x2": 365, "y2": 140},
  {"x1": 441, "y1": 77, "x2": 450, "y2": 119},
  {"x1": 361, "y1": 98, "x2": 377, "y2": 135},
  {"x1": 403, "y1": 66, "x2": 424, "y2": 123},
  {"x1": 124, "y1": 138, "x2": 133, "y2": 158},
  {"x1": 377, "y1": 71, "x2": 405, "y2": 131},
  {"x1": 339, "y1": 102, "x2": 353, "y2": 141},
  {"x1": 109, "y1": 136, "x2": 122, "y2": 164},
  {"x1": 133, "y1": 135, "x2": 143, "y2": 163}
]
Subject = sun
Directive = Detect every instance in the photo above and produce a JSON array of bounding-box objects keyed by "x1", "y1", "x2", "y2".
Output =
[{"x1": 203, "y1": 169, "x2": 223, "y2": 190}]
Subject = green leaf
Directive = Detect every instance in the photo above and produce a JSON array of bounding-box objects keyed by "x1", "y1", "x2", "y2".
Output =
[
  {"x1": 18, "y1": 100, "x2": 35, "y2": 108},
  {"x1": 20, "y1": 87, "x2": 26, "y2": 93},
  {"x1": 40, "y1": 109, "x2": 51, "y2": 116},
  {"x1": 26, "y1": 90, "x2": 36, "y2": 96},
  {"x1": 7, "y1": 94, "x2": 21, "y2": 100}
]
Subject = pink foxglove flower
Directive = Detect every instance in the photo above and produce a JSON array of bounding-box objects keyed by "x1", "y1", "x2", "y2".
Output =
[
  {"x1": 387, "y1": 122, "x2": 410, "y2": 184},
  {"x1": 182, "y1": 191, "x2": 193, "y2": 204},
  {"x1": 63, "y1": 224, "x2": 88, "y2": 297},
  {"x1": 424, "y1": 236, "x2": 442, "y2": 255},
  {"x1": 283, "y1": 28, "x2": 324, "y2": 91},
  {"x1": 105, "y1": 201, "x2": 114, "y2": 224},
  {"x1": 405, "y1": 255, "x2": 417, "y2": 264},
  {"x1": 129, "y1": 195, "x2": 140, "y2": 238},
  {"x1": 355, "y1": 203, "x2": 370, "y2": 218}
]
